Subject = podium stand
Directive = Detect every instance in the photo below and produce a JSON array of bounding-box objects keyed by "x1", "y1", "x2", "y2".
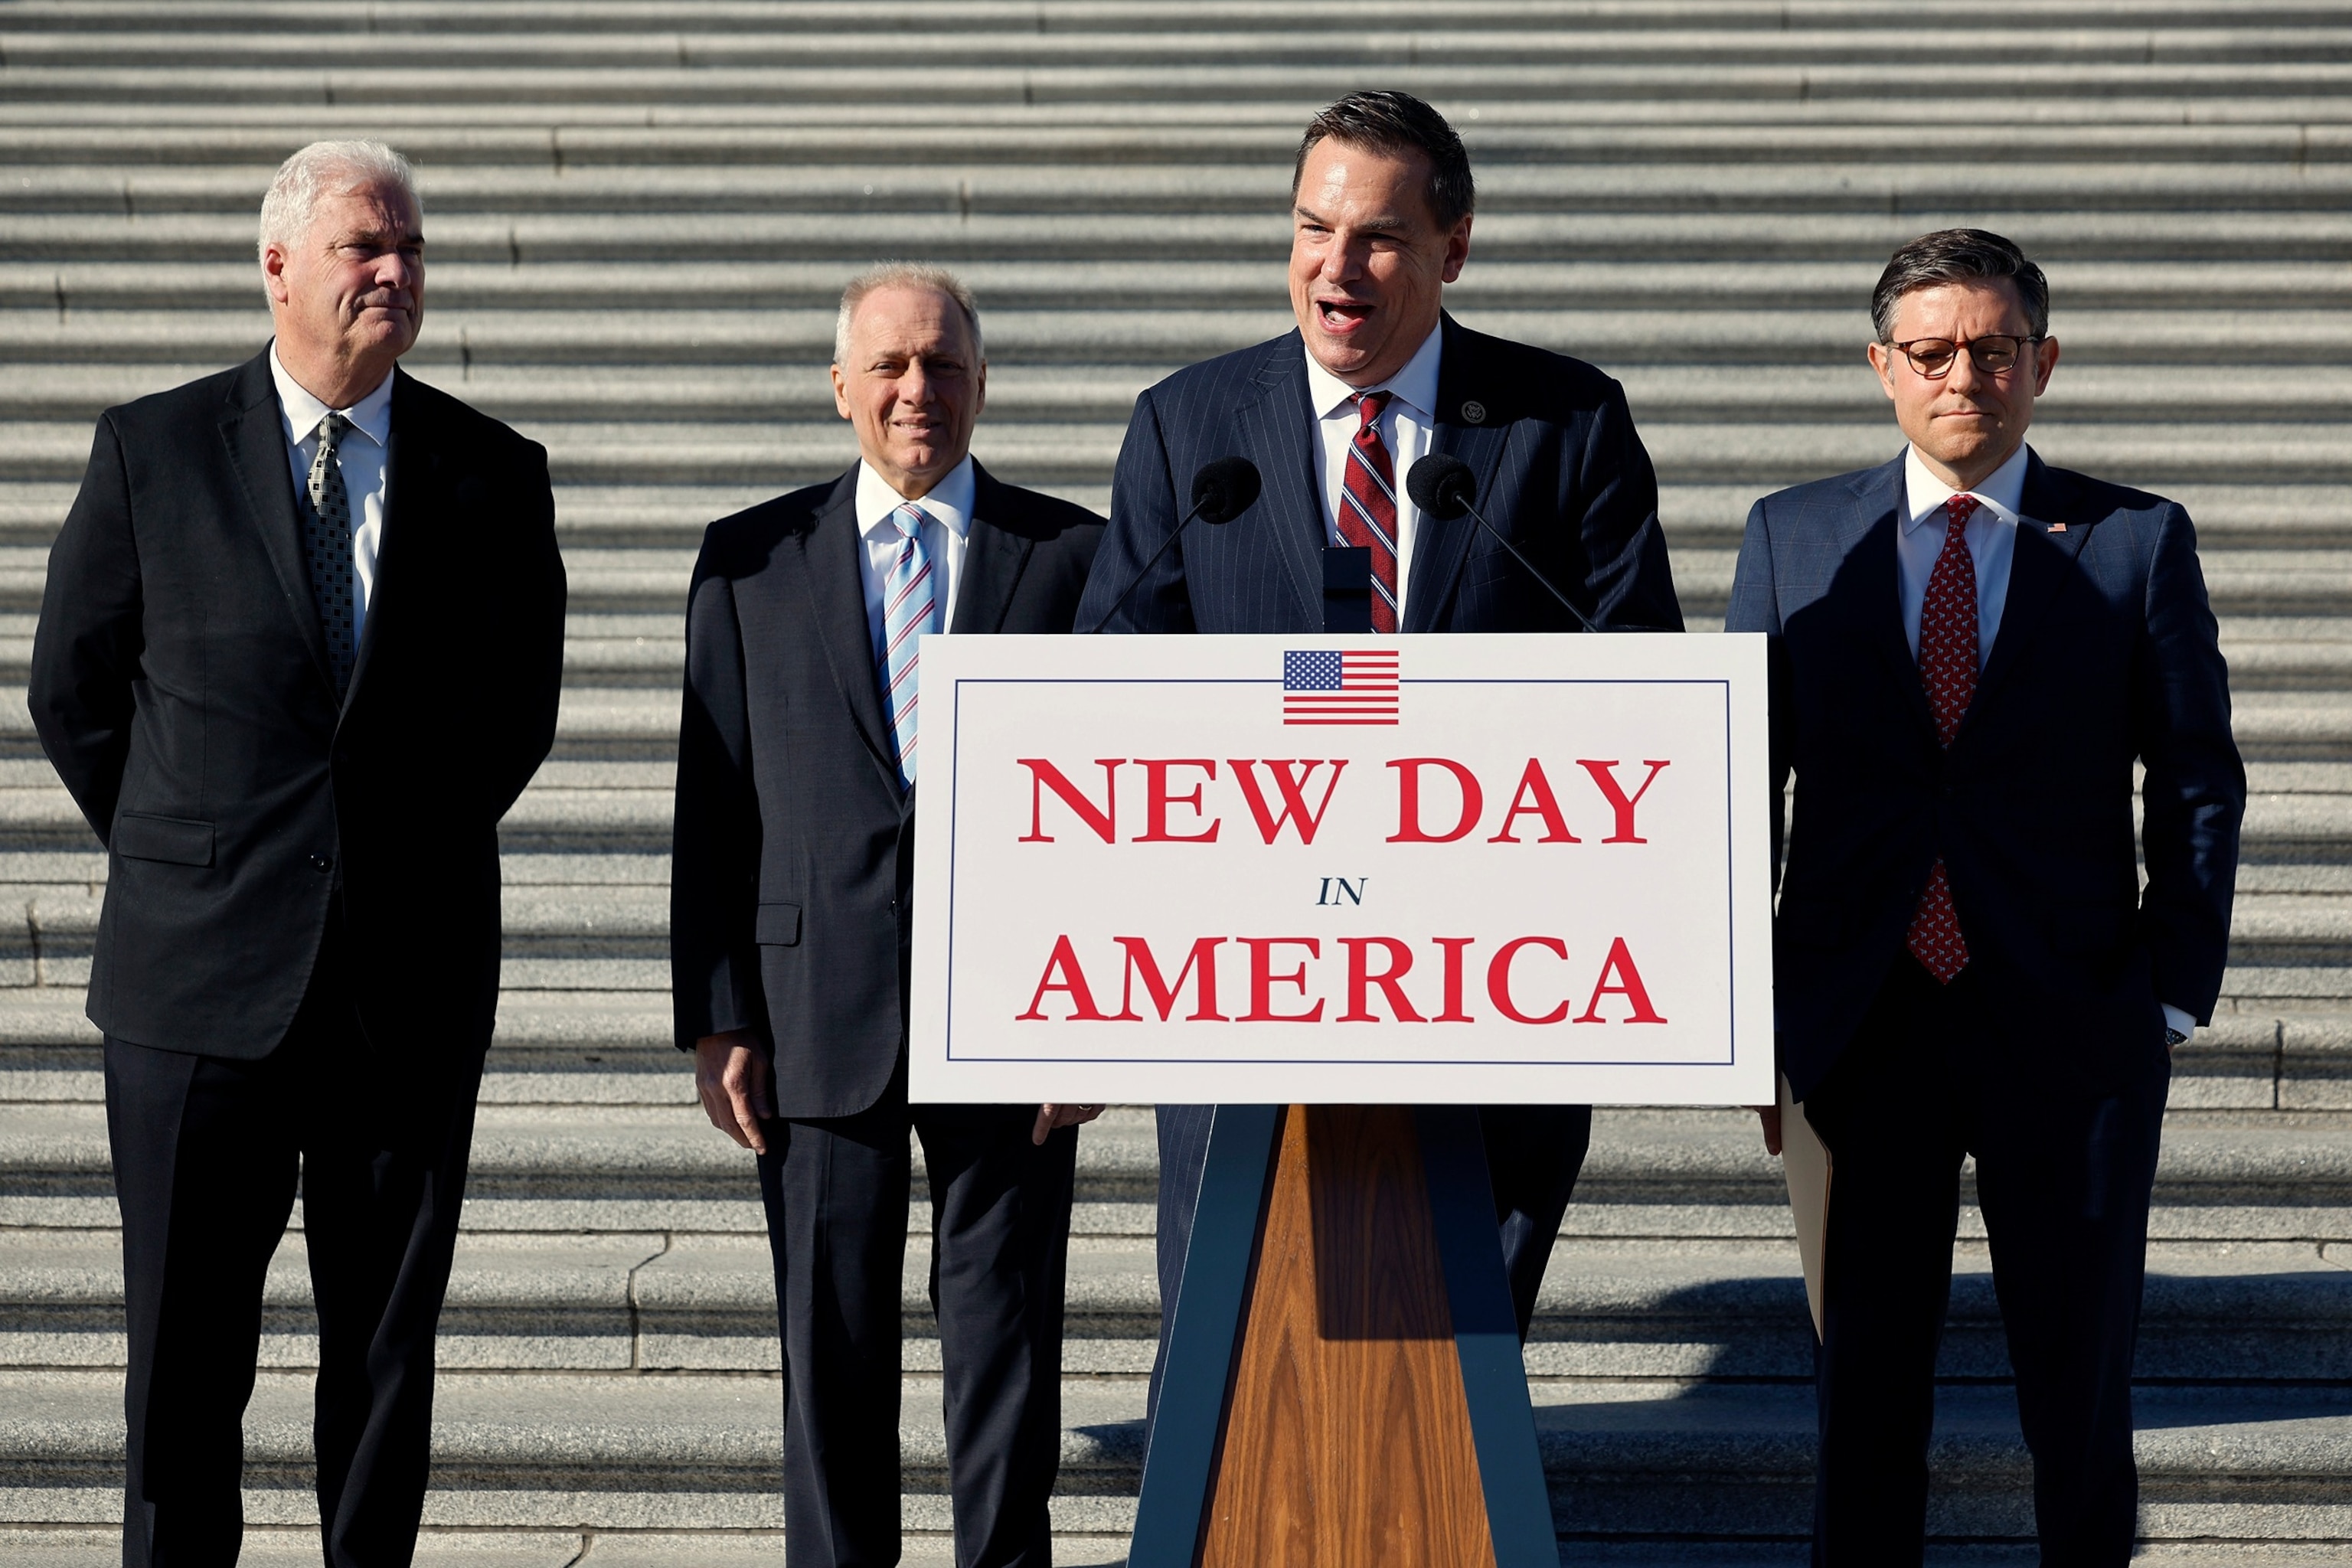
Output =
[
  {"x1": 1129, "y1": 1105, "x2": 1555, "y2": 1568},
  {"x1": 906, "y1": 630, "x2": 1776, "y2": 1566}
]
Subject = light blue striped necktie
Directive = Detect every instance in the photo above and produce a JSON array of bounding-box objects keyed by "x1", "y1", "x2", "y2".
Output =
[{"x1": 880, "y1": 501, "x2": 936, "y2": 788}]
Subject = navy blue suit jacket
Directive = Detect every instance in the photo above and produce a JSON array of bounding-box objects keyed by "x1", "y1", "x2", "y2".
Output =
[
  {"x1": 670, "y1": 462, "x2": 1103, "y2": 1119},
  {"x1": 1076, "y1": 313, "x2": 1683, "y2": 635},
  {"x1": 1727, "y1": 450, "x2": 2244, "y2": 1101},
  {"x1": 31, "y1": 351, "x2": 565, "y2": 1064}
]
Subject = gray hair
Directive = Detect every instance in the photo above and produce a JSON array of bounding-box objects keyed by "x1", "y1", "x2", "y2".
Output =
[
  {"x1": 1871, "y1": 227, "x2": 2050, "y2": 342},
  {"x1": 257, "y1": 139, "x2": 420, "y2": 264},
  {"x1": 833, "y1": 263, "x2": 983, "y2": 367}
]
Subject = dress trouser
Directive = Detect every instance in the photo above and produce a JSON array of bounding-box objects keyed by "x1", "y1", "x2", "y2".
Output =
[
  {"x1": 1145, "y1": 1102, "x2": 1593, "y2": 1423},
  {"x1": 104, "y1": 935, "x2": 485, "y2": 1568},
  {"x1": 1802, "y1": 955, "x2": 2169, "y2": 1568},
  {"x1": 756, "y1": 1085, "x2": 1079, "y2": 1568}
]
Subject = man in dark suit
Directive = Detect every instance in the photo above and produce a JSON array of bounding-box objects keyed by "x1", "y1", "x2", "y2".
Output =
[
  {"x1": 29, "y1": 139, "x2": 566, "y2": 1568},
  {"x1": 1074, "y1": 90, "x2": 1684, "y2": 1416},
  {"x1": 674, "y1": 264, "x2": 1105, "y2": 1568},
  {"x1": 1730, "y1": 229, "x2": 2243, "y2": 1565}
]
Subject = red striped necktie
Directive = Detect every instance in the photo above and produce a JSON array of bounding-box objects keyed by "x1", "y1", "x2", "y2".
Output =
[
  {"x1": 1338, "y1": 390, "x2": 1400, "y2": 633},
  {"x1": 1906, "y1": 492, "x2": 1980, "y2": 984}
]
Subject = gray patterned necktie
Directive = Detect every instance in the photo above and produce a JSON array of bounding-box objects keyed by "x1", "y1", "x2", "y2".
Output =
[{"x1": 303, "y1": 411, "x2": 358, "y2": 695}]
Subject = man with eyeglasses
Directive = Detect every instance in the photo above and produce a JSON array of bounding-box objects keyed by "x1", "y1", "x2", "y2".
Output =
[{"x1": 1729, "y1": 228, "x2": 2243, "y2": 1563}]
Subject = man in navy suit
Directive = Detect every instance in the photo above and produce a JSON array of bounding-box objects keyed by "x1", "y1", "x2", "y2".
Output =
[
  {"x1": 1076, "y1": 90, "x2": 1684, "y2": 1419},
  {"x1": 33, "y1": 140, "x2": 566, "y2": 1568},
  {"x1": 1730, "y1": 229, "x2": 2243, "y2": 1565},
  {"x1": 675, "y1": 266, "x2": 1105, "y2": 1567}
]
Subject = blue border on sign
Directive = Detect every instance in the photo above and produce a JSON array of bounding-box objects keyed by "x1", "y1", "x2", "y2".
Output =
[{"x1": 942, "y1": 676, "x2": 1742, "y2": 1070}]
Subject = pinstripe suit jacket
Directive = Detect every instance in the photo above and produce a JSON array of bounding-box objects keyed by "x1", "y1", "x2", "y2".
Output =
[
  {"x1": 1728, "y1": 450, "x2": 2244, "y2": 1100},
  {"x1": 1076, "y1": 314, "x2": 1683, "y2": 635}
]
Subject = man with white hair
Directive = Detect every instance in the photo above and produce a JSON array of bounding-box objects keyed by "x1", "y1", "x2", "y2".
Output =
[
  {"x1": 31, "y1": 139, "x2": 565, "y2": 1566},
  {"x1": 671, "y1": 263, "x2": 1103, "y2": 1566}
]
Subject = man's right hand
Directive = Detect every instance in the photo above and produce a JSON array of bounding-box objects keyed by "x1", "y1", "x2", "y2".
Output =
[{"x1": 695, "y1": 1030, "x2": 777, "y2": 1155}]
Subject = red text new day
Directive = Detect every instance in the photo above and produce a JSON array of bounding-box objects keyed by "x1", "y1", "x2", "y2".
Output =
[{"x1": 1014, "y1": 756, "x2": 1674, "y2": 845}]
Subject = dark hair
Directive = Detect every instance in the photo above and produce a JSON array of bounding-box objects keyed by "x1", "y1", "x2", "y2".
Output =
[
  {"x1": 1292, "y1": 90, "x2": 1475, "y2": 232},
  {"x1": 1871, "y1": 228, "x2": 2050, "y2": 342}
]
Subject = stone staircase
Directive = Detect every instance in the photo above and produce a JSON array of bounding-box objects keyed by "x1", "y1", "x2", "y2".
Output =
[{"x1": 0, "y1": 2, "x2": 2347, "y2": 1563}]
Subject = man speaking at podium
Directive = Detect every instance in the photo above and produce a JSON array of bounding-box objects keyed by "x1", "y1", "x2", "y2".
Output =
[
  {"x1": 1730, "y1": 230, "x2": 2243, "y2": 1563},
  {"x1": 1076, "y1": 90, "x2": 1685, "y2": 1419}
]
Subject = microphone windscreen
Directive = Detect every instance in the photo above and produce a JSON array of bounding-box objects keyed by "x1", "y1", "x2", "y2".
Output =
[
  {"x1": 1191, "y1": 456, "x2": 1262, "y2": 524},
  {"x1": 1406, "y1": 453, "x2": 1475, "y2": 520}
]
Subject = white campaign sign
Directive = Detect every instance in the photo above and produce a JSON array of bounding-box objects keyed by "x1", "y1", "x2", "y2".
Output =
[{"x1": 910, "y1": 633, "x2": 1773, "y2": 1106}]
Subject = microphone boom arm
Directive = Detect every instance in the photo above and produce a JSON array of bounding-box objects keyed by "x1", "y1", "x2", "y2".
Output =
[
  {"x1": 1083, "y1": 456, "x2": 1260, "y2": 635},
  {"x1": 1458, "y1": 496, "x2": 1602, "y2": 635},
  {"x1": 1083, "y1": 495, "x2": 1208, "y2": 635},
  {"x1": 1406, "y1": 454, "x2": 1603, "y2": 635}
]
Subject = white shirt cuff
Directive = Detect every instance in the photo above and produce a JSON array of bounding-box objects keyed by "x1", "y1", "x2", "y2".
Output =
[{"x1": 2161, "y1": 1002, "x2": 2197, "y2": 1044}]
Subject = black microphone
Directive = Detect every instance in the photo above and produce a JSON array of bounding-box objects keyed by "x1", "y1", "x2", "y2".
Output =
[
  {"x1": 1406, "y1": 453, "x2": 1602, "y2": 635},
  {"x1": 1084, "y1": 456, "x2": 1261, "y2": 634}
]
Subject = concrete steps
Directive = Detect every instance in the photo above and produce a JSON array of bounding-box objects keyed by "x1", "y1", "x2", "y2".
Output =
[
  {"x1": 2, "y1": 114, "x2": 2350, "y2": 156},
  {"x1": 8, "y1": 51, "x2": 2349, "y2": 105},
  {"x1": 2, "y1": 1372, "x2": 2351, "y2": 1547},
  {"x1": 2, "y1": 0, "x2": 2348, "y2": 1559},
  {"x1": 7, "y1": 21, "x2": 2350, "y2": 70},
  {"x1": 18, "y1": 162, "x2": 2352, "y2": 215},
  {"x1": 5, "y1": 1106, "x2": 2352, "y2": 1550},
  {"x1": 21, "y1": 264, "x2": 2352, "y2": 318},
  {"x1": 12, "y1": 1195, "x2": 2352, "y2": 1383},
  {"x1": 13, "y1": 213, "x2": 2352, "y2": 265}
]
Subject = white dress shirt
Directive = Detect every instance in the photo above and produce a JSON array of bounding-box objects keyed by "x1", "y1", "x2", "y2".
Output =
[
  {"x1": 854, "y1": 455, "x2": 974, "y2": 665},
  {"x1": 1897, "y1": 441, "x2": 2197, "y2": 1044},
  {"x1": 1304, "y1": 322, "x2": 1442, "y2": 622},
  {"x1": 270, "y1": 345, "x2": 394, "y2": 651}
]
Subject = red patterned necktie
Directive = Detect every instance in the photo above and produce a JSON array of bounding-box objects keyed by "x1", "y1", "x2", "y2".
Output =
[
  {"x1": 1906, "y1": 492, "x2": 1980, "y2": 984},
  {"x1": 1338, "y1": 390, "x2": 1400, "y2": 633}
]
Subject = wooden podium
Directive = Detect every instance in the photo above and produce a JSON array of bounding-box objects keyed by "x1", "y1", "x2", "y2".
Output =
[
  {"x1": 1128, "y1": 1104, "x2": 1555, "y2": 1568},
  {"x1": 907, "y1": 631, "x2": 1778, "y2": 1563}
]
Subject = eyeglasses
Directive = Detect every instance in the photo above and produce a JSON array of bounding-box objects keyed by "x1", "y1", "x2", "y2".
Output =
[{"x1": 1885, "y1": 334, "x2": 2043, "y2": 377}]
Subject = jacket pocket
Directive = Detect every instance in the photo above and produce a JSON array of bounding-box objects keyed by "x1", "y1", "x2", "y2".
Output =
[
  {"x1": 756, "y1": 901, "x2": 802, "y2": 946},
  {"x1": 112, "y1": 812, "x2": 214, "y2": 867}
]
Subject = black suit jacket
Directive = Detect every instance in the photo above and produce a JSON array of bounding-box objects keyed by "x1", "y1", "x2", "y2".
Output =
[
  {"x1": 30, "y1": 348, "x2": 567, "y2": 1063},
  {"x1": 669, "y1": 461, "x2": 1104, "y2": 1119},
  {"x1": 1076, "y1": 313, "x2": 1683, "y2": 634},
  {"x1": 1726, "y1": 451, "x2": 2244, "y2": 1100}
]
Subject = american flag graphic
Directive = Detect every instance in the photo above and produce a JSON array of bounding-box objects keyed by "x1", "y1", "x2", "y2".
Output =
[{"x1": 1282, "y1": 648, "x2": 1400, "y2": 725}]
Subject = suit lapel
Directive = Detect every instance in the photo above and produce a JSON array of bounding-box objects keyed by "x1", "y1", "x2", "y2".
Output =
[
  {"x1": 797, "y1": 469, "x2": 901, "y2": 792},
  {"x1": 217, "y1": 350, "x2": 335, "y2": 689},
  {"x1": 1404, "y1": 314, "x2": 1507, "y2": 632},
  {"x1": 1230, "y1": 332, "x2": 1327, "y2": 628},
  {"x1": 1971, "y1": 452, "x2": 2091, "y2": 718},
  {"x1": 948, "y1": 462, "x2": 1035, "y2": 635},
  {"x1": 1841, "y1": 457, "x2": 1938, "y2": 736}
]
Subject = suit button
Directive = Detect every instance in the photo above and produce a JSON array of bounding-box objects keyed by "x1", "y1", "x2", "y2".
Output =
[{"x1": 310, "y1": 854, "x2": 334, "y2": 873}]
